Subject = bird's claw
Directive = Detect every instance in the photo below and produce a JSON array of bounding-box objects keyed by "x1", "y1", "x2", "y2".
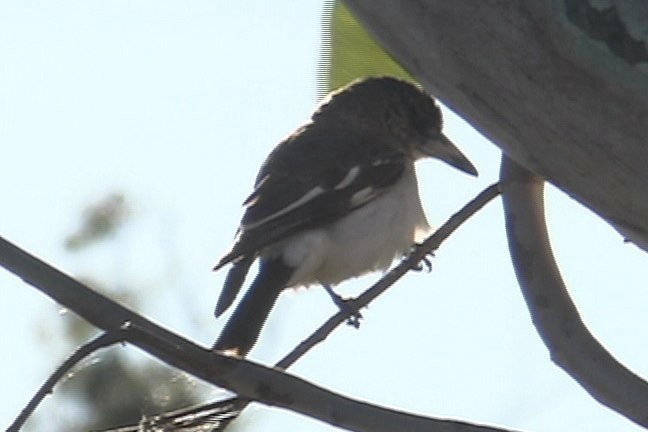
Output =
[
  {"x1": 410, "y1": 245, "x2": 434, "y2": 272},
  {"x1": 339, "y1": 299, "x2": 363, "y2": 328},
  {"x1": 323, "y1": 284, "x2": 363, "y2": 328}
]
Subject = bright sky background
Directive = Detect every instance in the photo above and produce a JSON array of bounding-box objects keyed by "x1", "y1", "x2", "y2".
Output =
[{"x1": 2, "y1": 2, "x2": 648, "y2": 431}]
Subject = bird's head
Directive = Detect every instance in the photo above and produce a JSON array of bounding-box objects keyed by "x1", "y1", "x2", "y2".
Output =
[
  {"x1": 317, "y1": 76, "x2": 478, "y2": 177},
  {"x1": 379, "y1": 77, "x2": 478, "y2": 177}
]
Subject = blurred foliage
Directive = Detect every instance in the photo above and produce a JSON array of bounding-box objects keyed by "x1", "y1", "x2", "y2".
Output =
[
  {"x1": 27, "y1": 192, "x2": 205, "y2": 431},
  {"x1": 65, "y1": 193, "x2": 129, "y2": 251},
  {"x1": 318, "y1": 0, "x2": 414, "y2": 97},
  {"x1": 59, "y1": 352, "x2": 203, "y2": 432}
]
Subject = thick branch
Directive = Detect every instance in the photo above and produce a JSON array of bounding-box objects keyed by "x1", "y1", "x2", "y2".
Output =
[
  {"x1": 500, "y1": 156, "x2": 648, "y2": 427},
  {"x1": 1, "y1": 184, "x2": 508, "y2": 432},
  {"x1": 344, "y1": 0, "x2": 648, "y2": 251}
]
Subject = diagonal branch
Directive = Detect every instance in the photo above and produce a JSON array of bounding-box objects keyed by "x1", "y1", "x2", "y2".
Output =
[
  {"x1": 277, "y1": 182, "x2": 501, "y2": 369},
  {"x1": 500, "y1": 156, "x2": 648, "y2": 428},
  {"x1": 1, "y1": 183, "x2": 506, "y2": 432}
]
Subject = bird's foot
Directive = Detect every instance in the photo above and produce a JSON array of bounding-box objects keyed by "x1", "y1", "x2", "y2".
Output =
[
  {"x1": 323, "y1": 284, "x2": 363, "y2": 328},
  {"x1": 410, "y1": 245, "x2": 435, "y2": 272}
]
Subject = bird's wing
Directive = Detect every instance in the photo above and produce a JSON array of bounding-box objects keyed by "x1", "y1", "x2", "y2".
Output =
[
  {"x1": 214, "y1": 132, "x2": 407, "y2": 270},
  {"x1": 212, "y1": 124, "x2": 407, "y2": 316}
]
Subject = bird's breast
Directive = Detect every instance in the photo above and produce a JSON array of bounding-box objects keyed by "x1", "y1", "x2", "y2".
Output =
[{"x1": 278, "y1": 165, "x2": 429, "y2": 287}]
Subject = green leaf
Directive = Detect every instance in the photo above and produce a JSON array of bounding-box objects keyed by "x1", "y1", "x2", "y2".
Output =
[{"x1": 318, "y1": 1, "x2": 415, "y2": 97}]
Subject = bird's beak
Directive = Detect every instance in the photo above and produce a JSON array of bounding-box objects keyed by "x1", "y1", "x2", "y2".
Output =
[{"x1": 421, "y1": 134, "x2": 478, "y2": 176}]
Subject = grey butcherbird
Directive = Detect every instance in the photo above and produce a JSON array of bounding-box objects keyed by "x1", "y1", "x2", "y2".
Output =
[{"x1": 213, "y1": 76, "x2": 477, "y2": 356}]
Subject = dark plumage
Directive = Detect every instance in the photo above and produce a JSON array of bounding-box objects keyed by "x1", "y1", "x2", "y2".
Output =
[{"x1": 213, "y1": 77, "x2": 477, "y2": 356}]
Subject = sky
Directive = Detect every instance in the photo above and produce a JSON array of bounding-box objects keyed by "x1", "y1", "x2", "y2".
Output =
[{"x1": 2, "y1": 1, "x2": 648, "y2": 431}]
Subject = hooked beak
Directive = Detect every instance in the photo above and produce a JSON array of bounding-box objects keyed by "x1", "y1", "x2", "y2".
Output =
[{"x1": 421, "y1": 133, "x2": 478, "y2": 176}]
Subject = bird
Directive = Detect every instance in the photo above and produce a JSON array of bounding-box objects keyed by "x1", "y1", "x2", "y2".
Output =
[{"x1": 212, "y1": 76, "x2": 478, "y2": 357}]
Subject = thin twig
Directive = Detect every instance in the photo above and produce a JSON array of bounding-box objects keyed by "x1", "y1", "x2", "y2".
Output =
[
  {"x1": 278, "y1": 182, "x2": 501, "y2": 368},
  {"x1": 8, "y1": 331, "x2": 121, "y2": 432}
]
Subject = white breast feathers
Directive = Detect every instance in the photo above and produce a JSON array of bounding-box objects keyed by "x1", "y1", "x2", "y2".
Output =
[{"x1": 270, "y1": 164, "x2": 429, "y2": 287}]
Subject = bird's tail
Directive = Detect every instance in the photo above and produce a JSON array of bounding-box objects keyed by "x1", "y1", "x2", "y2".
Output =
[
  {"x1": 214, "y1": 255, "x2": 254, "y2": 318},
  {"x1": 212, "y1": 258, "x2": 293, "y2": 357}
]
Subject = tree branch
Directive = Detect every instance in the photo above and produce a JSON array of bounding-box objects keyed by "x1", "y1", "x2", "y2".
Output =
[
  {"x1": 8, "y1": 332, "x2": 121, "y2": 432},
  {"x1": 276, "y1": 183, "x2": 501, "y2": 369},
  {"x1": 1, "y1": 183, "x2": 506, "y2": 432},
  {"x1": 344, "y1": 0, "x2": 648, "y2": 251},
  {"x1": 500, "y1": 156, "x2": 648, "y2": 428}
]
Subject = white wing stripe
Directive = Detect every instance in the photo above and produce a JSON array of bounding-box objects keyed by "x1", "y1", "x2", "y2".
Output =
[
  {"x1": 333, "y1": 166, "x2": 360, "y2": 190},
  {"x1": 350, "y1": 186, "x2": 375, "y2": 207},
  {"x1": 243, "y1": 186, "x2": 326, "y2": 230}
]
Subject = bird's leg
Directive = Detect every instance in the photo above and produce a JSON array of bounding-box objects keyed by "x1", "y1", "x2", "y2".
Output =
[
  {"x1": 410, "y1": 244, "x2": 435, "y2": 272},
  {"x1": 322, "y1": 284, "x2": 363, "y2": 328}
]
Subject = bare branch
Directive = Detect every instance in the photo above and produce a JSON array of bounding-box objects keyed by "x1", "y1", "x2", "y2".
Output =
[
  {"x1": 2, "y1": 183, "x2": 507, "y2": 432},
  {"x1": 344, "y1": 0, "x2": 648, "y2": 251},
  {"x1": 277, "y1": 182, "x2": 501, "y2": 370},
  {"x1": 500, "y1": 156, "x2": 648, "y2": 428},
  {"x1": 7, "y1": 332, "x2": 121, "y2": 432}
]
